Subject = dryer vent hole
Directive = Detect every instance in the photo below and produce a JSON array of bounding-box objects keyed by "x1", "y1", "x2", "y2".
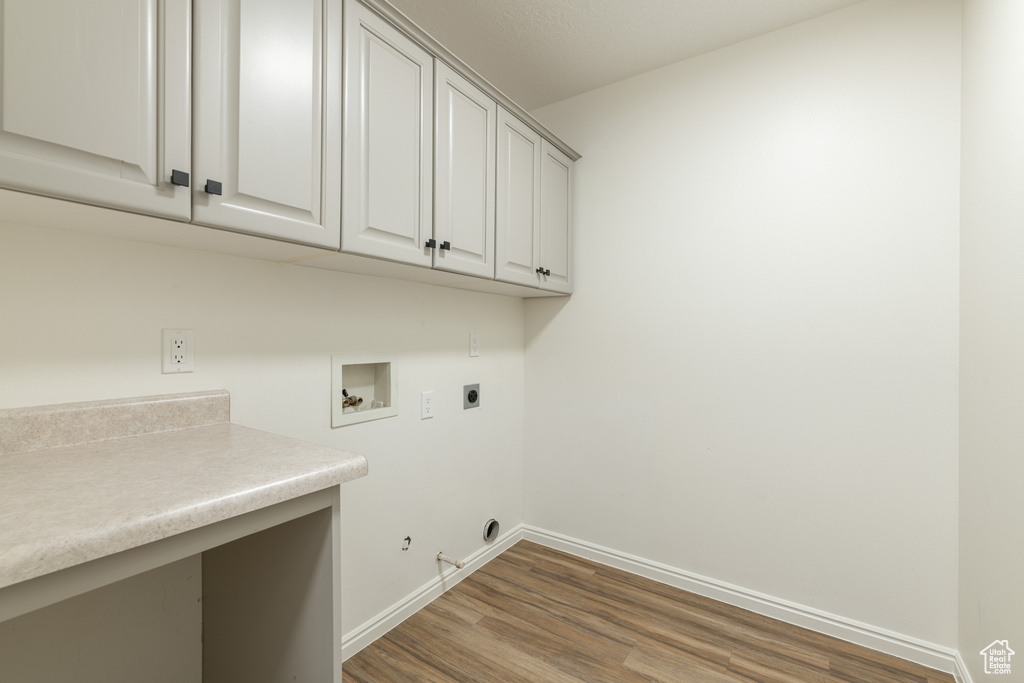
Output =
[{"x1": 483, "y1": 519, "x2": 499, "y2": 543}]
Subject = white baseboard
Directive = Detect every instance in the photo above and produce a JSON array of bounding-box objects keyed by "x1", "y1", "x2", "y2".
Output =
[
  {"x1": 521, "y1": 525, "x2": 963, "y2": 678},
  {"x1": 953, "y1": 650, "x2": 974, "y2": 683},
  {"x1": 340, "y1": 524, "x2": 524, "y2": 661}
]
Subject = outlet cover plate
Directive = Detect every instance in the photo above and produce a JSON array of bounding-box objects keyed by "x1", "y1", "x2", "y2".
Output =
[{"x1": 162, "y1": 329, "x2": 194, "y2": 374}]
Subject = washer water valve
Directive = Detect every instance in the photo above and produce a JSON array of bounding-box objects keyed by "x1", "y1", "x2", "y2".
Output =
[{"x1": 341, "y1": 389, "x2": 364, "y2": 409}]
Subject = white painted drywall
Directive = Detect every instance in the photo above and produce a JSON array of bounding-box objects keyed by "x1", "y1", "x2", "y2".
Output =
[
  {"x1": 960, "y1": 0, "x2": 1024, "y2": 678},
  {"x1": 526, "y1": 0, "x2": 960, "y2": 646},
  {"x1": 0, "y1": 220, "x2": 524, "y2": 665}
]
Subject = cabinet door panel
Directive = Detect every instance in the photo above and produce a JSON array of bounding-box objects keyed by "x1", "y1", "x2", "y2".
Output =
[
  {"x1": 434, "y1": 62, "x2": 495, "y2": 279},
  {"x1": 367, "y1": 38, "x2": 419, "y2": 239},
  {"x1": 539, "y1": 141, "x2": 573, "y2": 294},
  {"x1": 193, "y1": 0, "x2": 341, "y2": 248},
  {"x1": 342, "y1": 1, "x2": 432, "y2": 267},
  {"x1": 0, "y1": 0, "x2": 190, "y2": 219},
  {"x1": 495, "y1": 108, "x2": 540, "y2": 288}
]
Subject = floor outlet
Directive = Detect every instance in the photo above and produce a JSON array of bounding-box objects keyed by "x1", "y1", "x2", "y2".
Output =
[
  {"x1": 421, "y1": 391, "x2": 434, "y2": 419},
  {"x1": 469, "y1": 333, "x2": 480, "y2": 357},
  {"x1": 162, "y1": 329, "x2": 194, "y2": 374}
]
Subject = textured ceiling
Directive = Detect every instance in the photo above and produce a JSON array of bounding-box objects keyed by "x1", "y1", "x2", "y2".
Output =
[{"x1": 386, "y1": 0, "x2": 868, "y2": 110}]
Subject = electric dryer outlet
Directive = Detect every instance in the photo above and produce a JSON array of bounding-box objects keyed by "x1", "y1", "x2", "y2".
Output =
[{"x1": 463, "y1": 384, "x2": 480, "y2": 409}]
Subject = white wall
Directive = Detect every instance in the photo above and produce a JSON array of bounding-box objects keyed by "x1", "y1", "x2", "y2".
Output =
[
  {"x1": 526, "y1": 0, "x2": 961, "y2": 646},
  {"x1": 960, "y1": 0, "x2": 1024, "y2": 678},
  {"x1": 0, "y1": 220, "x2": 524, "y2": 640}
]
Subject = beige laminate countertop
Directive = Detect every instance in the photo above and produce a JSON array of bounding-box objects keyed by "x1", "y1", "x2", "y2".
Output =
[{"x1": 0, "y1": 421, "x2": 367, "y2": 590}]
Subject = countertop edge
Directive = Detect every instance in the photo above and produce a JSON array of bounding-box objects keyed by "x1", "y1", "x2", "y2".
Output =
[{"x1": 0, "y1": 422, "x2": 368, "y2": 590}]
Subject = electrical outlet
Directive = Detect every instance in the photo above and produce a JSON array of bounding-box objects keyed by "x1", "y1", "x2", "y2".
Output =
[
  {"x1": 421, "y1": 391, "x2": 434, "y2": 419},
  {"x1": 162, "y1": 329, "x2": 194, "y2": 374},
  {"x1": 469, "y1": 333, "x2": 480, "y2": 357},
  {"x1": 464, "y1": 383, "x2": 480, "y2": 409}
]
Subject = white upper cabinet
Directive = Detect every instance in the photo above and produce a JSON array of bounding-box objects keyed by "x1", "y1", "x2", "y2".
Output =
[
  {"x1": 495, "y1": 108, "x2": 542, "y2": 288},
  {"x1": 342, "y1": 1, "x2": 433, "y2": 267},
  {"x1": 539, "y1": 141, "x2": 573, "y2": 294},
  {"x1": 433, "y1": 61, "x2": 496, "y2": 279},
  {"x1": 495, "y1": 109, "x2": 574, "y2": 293},
  {"x1": 0, "y1": 0, "x2": 190, "y2": 220},
  {"x1": 192, "y1": 0, "x2": 341, "y2": 248},
  {"x1": 0, "y1": 0, "x2": 576, "y2": 295}
]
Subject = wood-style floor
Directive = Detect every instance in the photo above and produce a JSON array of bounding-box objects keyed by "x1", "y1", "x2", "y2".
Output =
[{"x1": 342, "y1": 541, "x2": 954, "y2": 682}]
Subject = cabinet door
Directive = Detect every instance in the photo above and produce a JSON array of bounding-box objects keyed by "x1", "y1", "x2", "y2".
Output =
[
  {"x1": 434, "y1": 62, "x2": 496, "y2": 279},
  {"x1": 342, "y1": 1, "x2": 432, "y2": 267},
  {"x1": 495, "y1": 108, "x2": 541, "y2": 288},
  {"x1": 0, "y1": 0, "x2": 190, "y2": 220},
  {"x1": 193, "y1": 0, "x2": 341, "y2": 248},
  {"x1": 539, "y1": 141, "x2": 573, "y2": 294}
]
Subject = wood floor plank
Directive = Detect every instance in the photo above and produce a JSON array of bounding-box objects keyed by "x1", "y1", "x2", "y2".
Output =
[
  {"x1": 475, "y1": 555, "x2": 600, "y2": 617},
  {"x1": 583, "y1": 559, "x2": 951, "y2": 683},
  {"x1": 474, "y1": 612, "x2": 647, "y2": 683},
  {"x1": 624, "y1": 635, "x2": 754, "y2": 683},
  {"x1": 486, "y1": 545, "x2": 539, "y2": 574},
  {"x1": 511, "y1": 541, "x2": 600, "y2": 580},
  {"x1": 827, "y1": 651, "x2": 930, "y2": 683},
  {"x1": 514, "y1": 563, "x2": 751, "y2": 668},
  {"x1": 728, "y1": 648, "x2": 829, "y2": 682},
  {"x1": 465, "y1": 561, "x2": 639, "y2": 653},
  {"x1": 459, "y1": 579, "x2": 638, "y2": 665},
  {"x1": 422, "y1": 589, "x2": 486, "y2": 628},
  {"x1": 394, "y1": 601, "x2": 578, "y2": 683},
  {"x1": 584, "y1": 563, "x2": 832, "y2": 670},
  {"x1": 388, "y1": 619, "x2": 529, "y2": 683},
  {"x1": 821, "y1": 638, "x2": 954, "y2": 682},
  {"x1": 479, "y1": 554, "x2": 728, "y2": 657},
  {"x1": 514, "y1": 569, "x2": 735, "y2": 669},
  {"x1": 342, "y1": 634, "x2": 459, "y2": 683},
  {"x1": 443, "y1": 583, "x2": 504, "y2": 619},
  {"x1": 342, "y1": 541, "x2": 956, "y2": 683}
]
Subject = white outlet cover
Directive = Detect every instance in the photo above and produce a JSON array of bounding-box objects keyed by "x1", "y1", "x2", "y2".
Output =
[
  {"x1": 162, "y1": 329, "x2": 194, "y2": 374},
  {"x1": 470, "y1": 333, "x2": 480, "y2": 357},
  {"x1": 421, "y1": 390, "x2": 434, "y2": 419}
]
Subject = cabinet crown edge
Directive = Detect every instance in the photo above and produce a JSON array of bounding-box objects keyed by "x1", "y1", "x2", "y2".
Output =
[{"x1": 355, "y1": 0, "x2": 581, "y2": 163}]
